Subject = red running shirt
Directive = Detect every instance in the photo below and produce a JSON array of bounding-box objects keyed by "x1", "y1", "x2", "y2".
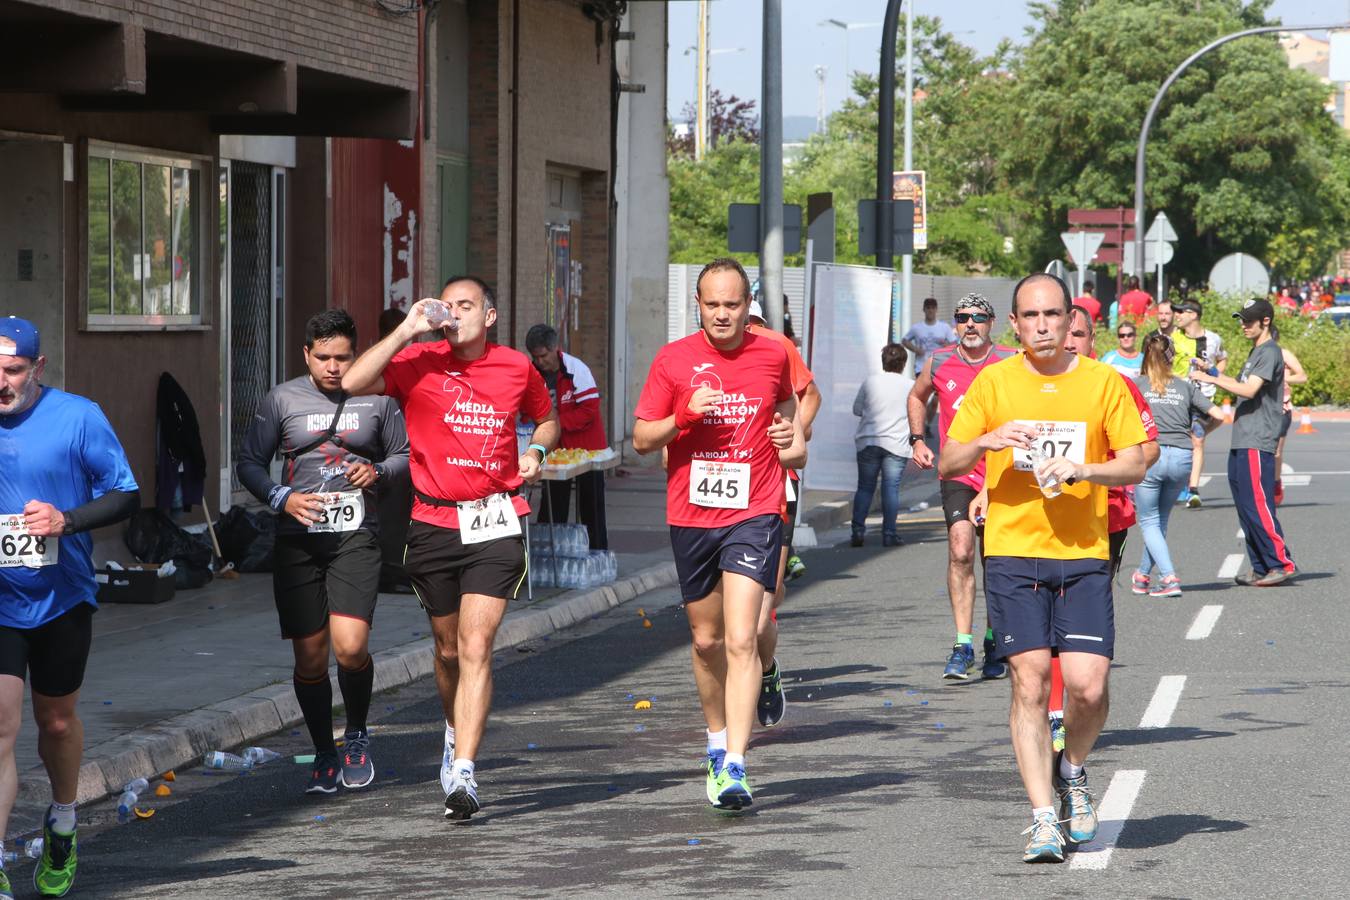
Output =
[
  {"x1": 383, "y1": 341, "x2": 552, "y2": 529},
  {"x1": 1108, "y1": 374, "x2": 1159, "y2": 532},
  {"x1": 635, "y1": 330, "x2": 794, "y2": 528},
  {"x1": 929, "y1": 344, "x2": 1017, "y2": 491}
]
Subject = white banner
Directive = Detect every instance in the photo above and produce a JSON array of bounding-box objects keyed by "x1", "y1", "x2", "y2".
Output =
[{"x1": 803, "y1": 264, "x2": 897, "y2": 492}]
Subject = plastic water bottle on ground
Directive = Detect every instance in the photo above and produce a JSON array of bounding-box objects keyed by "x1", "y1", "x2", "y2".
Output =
[
  {"x1": 117, "y1": 789, "x2": 139, "y2": 820},
  {"x1": 204, "y1": 750, "x2": 252, "y2": 771},
  {"x1": 123, "y1": 777, "x2": 149, "y2": 794},
  {"x1": 243, "y1": 747, "x2": 284, "y2": 766},
  {"x1": 2, "y1": 838, "x2": 42, "y2": 864}
]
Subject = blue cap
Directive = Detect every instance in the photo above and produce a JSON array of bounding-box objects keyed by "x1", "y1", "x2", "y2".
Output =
[{"x1": 0, "y1": 317, "x2": 40, "y2": 359}]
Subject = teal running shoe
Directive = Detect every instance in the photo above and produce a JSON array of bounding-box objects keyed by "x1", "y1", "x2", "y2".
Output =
[
  {"x1": 1021, "y1": 811, "x2": 1066, "y2": 863},
  {"x1": 1054, "y1": 753, "x2": 1098, "y2": 844}
]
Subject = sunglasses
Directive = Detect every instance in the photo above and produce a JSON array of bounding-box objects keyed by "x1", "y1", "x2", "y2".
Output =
[
  {"x1": 954, "y1": 312, "x2": 992, "y2": 324},
  {"x1": 1117, "y1": 331, "x2": 1136, "y2": 338}
]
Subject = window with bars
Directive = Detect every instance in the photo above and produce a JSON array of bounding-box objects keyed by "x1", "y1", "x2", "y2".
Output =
[{"x1": 87, "y1": 145, "x2": 203, "y2": 327}]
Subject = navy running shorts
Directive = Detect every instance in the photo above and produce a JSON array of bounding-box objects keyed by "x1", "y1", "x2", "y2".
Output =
[
  {"x1": 985, "y1": 556, "x2": 1114, "y2": 660},
  {"x1": 670, "y1": 514, "x2": 783, "y2": 602}
]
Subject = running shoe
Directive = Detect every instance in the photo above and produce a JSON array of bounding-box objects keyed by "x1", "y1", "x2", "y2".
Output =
[
  {"x1": 713, "y1": 762, "x2": 753, "y2": 810},
  {"x1": 704, "y1": 749, "x2": 726, "y2": 804},
  {"x1": 339, "y1": 730, "x2": 375, "y2": 789},
  {"x1": 1274, "y1": 479, "x2": 1285, "y2": 506},
  {"x1": 305, "y1": 752, "x2": 341, "y2": 795},
  {"x1": 1150, "y1": 575, "x2": 1182, "y2": 598},
  {"x1": 942, "y1": 643, "x2": 976, "y2": 680},
  {"x1": 33, "y1": 813, "x2": 76, "y2": 898},
  {"x1": 444, "y1": 767, "x2": 481, "y2": 821},
  {"x1": 1130, "y1": 571, "x2": 1150, "y2": 595},
  {"x1": 1235, "y1": 570, "x2": 1259, "y2": 586},
  {"x1": 850, "y1": 527, "x2": 865, "y2": 548},
  {"x1": 439, "y1": 727, "x2": 455, "y2": 795},
  {"x1": 1053, "y1": 752, "x2": 1099, "y2": 844},
  {"x1": 786, "y1": 555, "x2": 806, "y2": 580},
  {"x1": 882, "y1": 533, "x2": 903, "y2": 547},
  {"x1": 981, "y1": 637, "x2": 1008, "y2": 679},
  {"x1": 1175, "y1": 489, "x2": 1193, "y2": 506},
  {"x1": 1021, "y1": 811, "x2": 1067, "y2": 863},
  {"x1": 1253, "y1": 568, "x2": 1294, "y2": 587},
  {"x1": 1186, "y1": 489, "x2": 1202, "y2": 509},
  {"x1": 1050, "y1": 715, "x2": 1066, "y2": 753},
  {"x1": 1, "y1": 866, "x2": 13, "y2": 900},
  {"x1": 757, "y1": 659, "x2": 787, "y2": 727}
]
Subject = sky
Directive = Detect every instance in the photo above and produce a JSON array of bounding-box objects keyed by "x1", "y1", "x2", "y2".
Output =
[{"x1": 667, "y1": 0, "x2": 1350, "y2": 121}]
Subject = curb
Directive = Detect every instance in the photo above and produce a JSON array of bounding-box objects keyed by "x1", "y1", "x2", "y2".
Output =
[{"x1": 49, "y1": 561, "x2": 679, "y2": 807}]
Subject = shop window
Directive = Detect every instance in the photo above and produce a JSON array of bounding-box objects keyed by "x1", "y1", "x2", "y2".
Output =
[{"x1": 87, "y1": 146, "x2": 203, "y2": 327}]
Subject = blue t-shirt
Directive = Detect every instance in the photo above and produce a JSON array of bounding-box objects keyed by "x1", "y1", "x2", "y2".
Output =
[
  {"x1": 0, "y1": 388, "x2": 138, "y2": 629},
  {"x1": 1101, "y1": 349, "x2": 1143, "y2": 377},
  {"x1": 903, "y1": 320, "x2": 958, "y2": 376}
]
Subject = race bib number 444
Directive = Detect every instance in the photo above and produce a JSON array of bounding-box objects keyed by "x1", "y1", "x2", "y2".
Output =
[
  {"x1": 457, "y1": 492, "x2": 523, "y2": 545},
  {"x1": 0, "y1": 516, "x2": 59, "y2": 568},
  {"x1": 689, "y1": 460, "x2": 751, "y2": 510},
  {"x1": 1011, "y1": 420, "x2": 1088, "y2": 471},
  {"x1": 308, "y1": 492, "x2": 364, "y2": 534}
]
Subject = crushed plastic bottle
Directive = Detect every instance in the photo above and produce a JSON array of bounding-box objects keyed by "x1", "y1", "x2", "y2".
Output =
[
  {"x1": 2, "y1": 837, "x2": 42, "y2": 864},
  {"x1": 123, "y1": 777, "x2": 150, "y2": 795},
  {"x1": 203, "y1": 750, "x2": 252, "y2": 771},
  {"x1": 242, "y1": 747, "x2": 284, "y2": 766}
]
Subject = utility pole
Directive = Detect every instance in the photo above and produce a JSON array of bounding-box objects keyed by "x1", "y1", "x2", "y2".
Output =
[
  {"x1": 760, "y1": 0, "x2": 784, "y2": 330},
  {"x1": 875, "y1": 0, "x2": 902, "y2": 271},
  {"x1": 901, "y1": 2, "x2": 913, "y2": 338},
  {"x1": 696, "y1": 0, "x2": 709, "y2": 160},
  {"x1": 815, "y1": 65, "x2": 828, "y2": 134}
]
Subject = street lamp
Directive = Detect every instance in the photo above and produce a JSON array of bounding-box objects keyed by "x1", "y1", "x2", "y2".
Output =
[
  {"x1": 818, "y1": 18, "x2": 881, "y2": 82},
  {"x1": 682, "y1": 45, "x2": 747, "y2": 157}
]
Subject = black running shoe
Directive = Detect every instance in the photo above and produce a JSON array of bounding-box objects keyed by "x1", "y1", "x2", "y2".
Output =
[
  {"x1": 340, "y1": 730, "x2": 375, "y2": 790},
  {"x1": 305, "y1": 752, "x2": 341, "y2": 795},
  {"x1": 757, "y1": 658, "x2": 787, "y2": 727}
]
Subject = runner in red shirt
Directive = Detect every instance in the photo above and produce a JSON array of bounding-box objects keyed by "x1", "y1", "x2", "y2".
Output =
[
  {"x1": 1073, "y1": 281, "x2": 1102, "y2": 326},
  {"x1": 1118, "y1": 276, "x2": 1153, "y2": 320},
  {"x1": 908, "y1": 293, "x2": 1015, "y2": 682},
  {"x1": 343, "y1": 276, "x2": 559, "y2": 821},
  {"x1": 634, "y1": 258, "x2": 805, "y2": 812}
]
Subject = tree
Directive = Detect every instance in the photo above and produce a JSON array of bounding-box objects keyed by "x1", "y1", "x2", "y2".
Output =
[{"x1": 668, "y1": 89, "x2": 760, "y2": 158}]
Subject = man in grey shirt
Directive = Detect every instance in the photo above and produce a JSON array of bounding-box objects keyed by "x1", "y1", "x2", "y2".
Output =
[
  {"x1": 850, "y1": 343, "x2": 914, "y2": 547},
  {"x1": 1192, "y1": 299, "x2": 1295, "y2": 586},
  {"x1": 237, "y1": 309, "x2": 410, "y2": 794}
]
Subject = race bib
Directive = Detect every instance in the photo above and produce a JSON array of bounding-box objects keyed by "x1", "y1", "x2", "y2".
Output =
[
  {"x1": 308, "y1": 491, "x2": 364, "y2": 534},
  {"x1": 457, "y1": 492, "x2": 523, "y2": 545},
  {"x1": 1011, "y1": 420, "x2": 1087, "y2": 472},
  {"x1": 0, "y1": 516, "x2": 59, "y2": 568},
  {"x1": 689, "y1": 460, "x2": 751, "y2": 509}
]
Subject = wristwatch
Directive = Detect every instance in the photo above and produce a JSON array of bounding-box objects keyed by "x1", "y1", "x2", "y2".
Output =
[
  {"x1": 372, "y1": 463, "x2": 387, "y2": 482},
  {"x1": 908, "y1": 434, "x2": 924, "y2": 446}
]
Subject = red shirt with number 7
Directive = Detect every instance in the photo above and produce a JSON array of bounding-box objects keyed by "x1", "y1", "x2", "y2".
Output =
[{"x1": 636, "y1": 330, "x2": 794, "y2": 527}]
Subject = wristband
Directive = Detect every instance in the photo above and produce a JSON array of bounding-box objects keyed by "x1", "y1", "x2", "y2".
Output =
[
  {"x1": 528, "y1": 443, "x2": 548, "y2": 460},
  {"x1": 675, "y1": 404, "x2": 702, "y2": 430}
]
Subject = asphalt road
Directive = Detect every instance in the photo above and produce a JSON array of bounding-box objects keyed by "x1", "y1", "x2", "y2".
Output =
[{"x1": 13, "y1": 425, "x2": 1349, "y2": 898}]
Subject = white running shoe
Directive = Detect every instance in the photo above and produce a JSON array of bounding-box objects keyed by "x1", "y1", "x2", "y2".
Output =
[
  {"x1": 439, "y1": 727, "x2": 455, "y2": 795},
  {"x1": 444, "y1": 768, "x2": 481, "y2": 821}
]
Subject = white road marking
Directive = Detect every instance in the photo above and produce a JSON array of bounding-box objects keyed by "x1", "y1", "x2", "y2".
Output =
[
  {"x1": 1217, "y1": 554, "x2": 1244, "y2": 579},
  {"x1": 1236, "y1": 529, "x2": 1245, "y2": 540},
  {"x1": 1282, "y1": 475, "x2": 1311, "y2": 487},
  {"x1": 1198, "y1": 475, "x2": 1212, "y2": 487},
  {"x1": 1069, "y1": 769, "x2": 1147, "y2": 870},
  {"x1": 1281, "y1": 462, "x2": 1294, "y2": 475},
  {"x1": 1139, "y1": 675, "x2": 1187, "y2": 729},
  {"x1": 1186, "y1": 605, "x2": 1223, "y2": 640}
]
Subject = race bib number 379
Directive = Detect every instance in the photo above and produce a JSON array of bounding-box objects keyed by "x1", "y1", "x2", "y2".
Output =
[
  {"x1": 1011, "y1": 420, "x2": 1088, "y2": 471},
  {"x1": 0, "y1": 515, "x2": 59, "y2": 568},
  {"x1": 308, "y1": 492, "x2": 364, "y2": 534},
  {"x1": 689, "y1": 460, "x2": 751, "y2": 510}
]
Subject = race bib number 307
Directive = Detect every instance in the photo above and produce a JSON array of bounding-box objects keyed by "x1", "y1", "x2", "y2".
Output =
[
  {"x1": 0, "y1": 516, "x2": 59, "y2": 568},
  {"x1": 1011, "y1": 420, "x2": 1088, "y2": 471},
  {"x1": 689, "y1": 460, "x2": 751, "y2": 510},
  {"x1": 308, "y1": 492, "x2": 364, "y2": 534},
  {"x1": 458, "y1": 493, "x2": 523, "y2": 545}
]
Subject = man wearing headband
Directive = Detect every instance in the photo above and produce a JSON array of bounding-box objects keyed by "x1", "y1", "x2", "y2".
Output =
[{"x1": 0, "y1": 317, "x2": 139, "y2": 897}]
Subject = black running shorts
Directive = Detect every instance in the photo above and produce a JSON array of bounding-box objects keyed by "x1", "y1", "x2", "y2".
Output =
[
  {"x1": 272, "y1": 530, "x2": 382, "y2": 639},
  {"x1": 403, "y1": 519, "x2": 527, "y2": 615},
  {"x1": 0, "y1": 603, "x2": 94, "y2": 697},
  {"x1": 941, "y1": 480, "x2": 979, "y2": 530},
  {"x1": 985, "y1": 556, "x2": 1114, "y2": 660},
  {"x1": 669, "y1": 513, "x2": 783, "y2": 602}
]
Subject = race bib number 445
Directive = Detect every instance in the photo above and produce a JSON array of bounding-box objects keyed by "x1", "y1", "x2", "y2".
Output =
[
  {"x1": 689, "y1": 460, "x2": 751, "y2": 510},
  {"x1": 1011, "y1": 420, "x2": 1087, "y2": 471},
  {"x1": 0, "y1": 515, "x2": 59, "y2": 568},
  {"x1": 457, "y1": 492, "x2": 523, "y2": 545}
]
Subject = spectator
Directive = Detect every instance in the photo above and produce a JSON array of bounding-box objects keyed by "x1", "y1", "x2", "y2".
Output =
[
  {"x1": 525, "y1": 324, "x2": 609, "y2": 550},
  {"x1": 901, "y1": 297, "x2": 957, "y2": 378},
  {"x1": 850, "y1": 343, "x2": 914, "y2": 547},
  {"x1": 1101, "y1": 322, "x2": 1143, "y2": 376}
]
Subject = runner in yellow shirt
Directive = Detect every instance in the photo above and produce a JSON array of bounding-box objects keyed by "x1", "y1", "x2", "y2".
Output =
[{"x1": 941, "y1": 273, "x2": 1148, "y2": 863}]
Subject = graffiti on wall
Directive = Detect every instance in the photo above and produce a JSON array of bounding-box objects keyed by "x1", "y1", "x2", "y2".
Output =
[{"x1": 384, "y1": 183, "x2": 418, "y2": 311}]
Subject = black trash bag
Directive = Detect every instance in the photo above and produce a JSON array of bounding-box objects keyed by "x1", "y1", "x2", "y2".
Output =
[
  {"x1": 215, "y1": 505, "x2": 276, "y2": 573},
  {"x1": 122, "y1": 508, "x2": 214, "y2": 589}
]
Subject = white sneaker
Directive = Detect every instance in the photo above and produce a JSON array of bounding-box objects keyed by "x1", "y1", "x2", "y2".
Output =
[
  {"x1": 438, "y1": 729, "x2": 455, "y2": 795},
  {"x1": 443, "y1": 767, "x2": 481, "y2": 821}
]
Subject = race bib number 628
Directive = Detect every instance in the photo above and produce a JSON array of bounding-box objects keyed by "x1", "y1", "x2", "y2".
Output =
[{"x1": 0, "y1": 515, "x2": 59, "y2": 568}]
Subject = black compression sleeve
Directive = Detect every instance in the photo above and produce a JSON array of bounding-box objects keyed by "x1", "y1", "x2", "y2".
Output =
[{"x1": 62, "y1": 489, "x2": 140, "y2": 535}]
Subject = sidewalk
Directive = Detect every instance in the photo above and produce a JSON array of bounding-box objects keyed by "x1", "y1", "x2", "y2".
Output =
[{"x1": 11, "y1": 461, "x2": 896, "y2": 834}]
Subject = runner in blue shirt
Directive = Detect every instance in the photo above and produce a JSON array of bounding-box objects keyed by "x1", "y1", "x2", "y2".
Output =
[{"x1": 0, "y1": 317, "x2": 138, "y2": 899}]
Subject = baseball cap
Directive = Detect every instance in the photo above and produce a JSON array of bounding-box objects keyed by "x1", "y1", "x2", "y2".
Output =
[
  {"x1": 0, "y1": 317, "x2": 40, "y2": 359},
  {"x1": 748, "y1": 299, "x2": 765, "y2": 321},
  {"x1": 1233, "y1": 298, "x2": 1274, "y2": 323}
]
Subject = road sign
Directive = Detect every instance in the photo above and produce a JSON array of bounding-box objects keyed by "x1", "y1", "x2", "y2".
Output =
[
  {"x1": 1209, "y1": 253, "x2": 1270, "y2": 296},
  {"x1": 1144, "y1": 212, "x2": 1178, "y2": 243},
  {"x1": 1060, "y1": 231, "x2": 1105, "y2": 267},
  {"x1": 728, "y1": 203, "x2": 803, "y2": 254},
  {"x1": 1121, "y1": 240, "x2": 1174, "y2": 274},
  {"x1": 857, "y1": 199, "x2": 915, "y2": 256}
]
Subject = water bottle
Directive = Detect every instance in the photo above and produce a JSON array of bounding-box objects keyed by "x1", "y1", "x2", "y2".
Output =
[
  {"x1": 2, "y1": 838, "x2": 42, "y2": 864},
  {"x1": 116, "y1": 789, "x2": 139, "y2": 820},
  {"x1": 203, "y1": 750, "x2": 252, "y2": 771},
  {"x1": 123, "y1": 777, "x2": 149, "y2": 794},
  {"x1": 243, "y1": 747, "x2": 283, "y2": 766},
  {"x1": 422, "y1": 299, "x2": 448, "y2": 326},
  {"x1": 1027, "y1": 448, "x2": 1063, "y2": 499}
]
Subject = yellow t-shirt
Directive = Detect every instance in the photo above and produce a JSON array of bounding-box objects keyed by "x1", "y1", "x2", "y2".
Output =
[{"x1": 947, "y1": 352, "x2": 1148, "y2": 560}]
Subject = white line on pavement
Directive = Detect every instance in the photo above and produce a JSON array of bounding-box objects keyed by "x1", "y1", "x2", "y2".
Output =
[
  {"x1": 1139, "y1": 675, "x2": 1187, "y2": 729},
  {"x1": 1217, "y1": 554, "x2": 1244, "y2": 579},
  {"x1": 1186, "y1": 605, "x2": 1223, "y2": 640},
  {"x1": 1198, "y1": 475, "x2": 1212, "y2": 487},
  {"x1": 1069, "y1": 769, "x2": 1148, "y2": 870},
  {"x1": 1282, "y1": 475, "x2": 1311, "y2": 487}
]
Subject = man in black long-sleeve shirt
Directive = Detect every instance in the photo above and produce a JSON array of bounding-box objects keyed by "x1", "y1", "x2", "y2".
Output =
[{"x1": 237, "y1": 309, "x2": 409, "y2": 796}]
